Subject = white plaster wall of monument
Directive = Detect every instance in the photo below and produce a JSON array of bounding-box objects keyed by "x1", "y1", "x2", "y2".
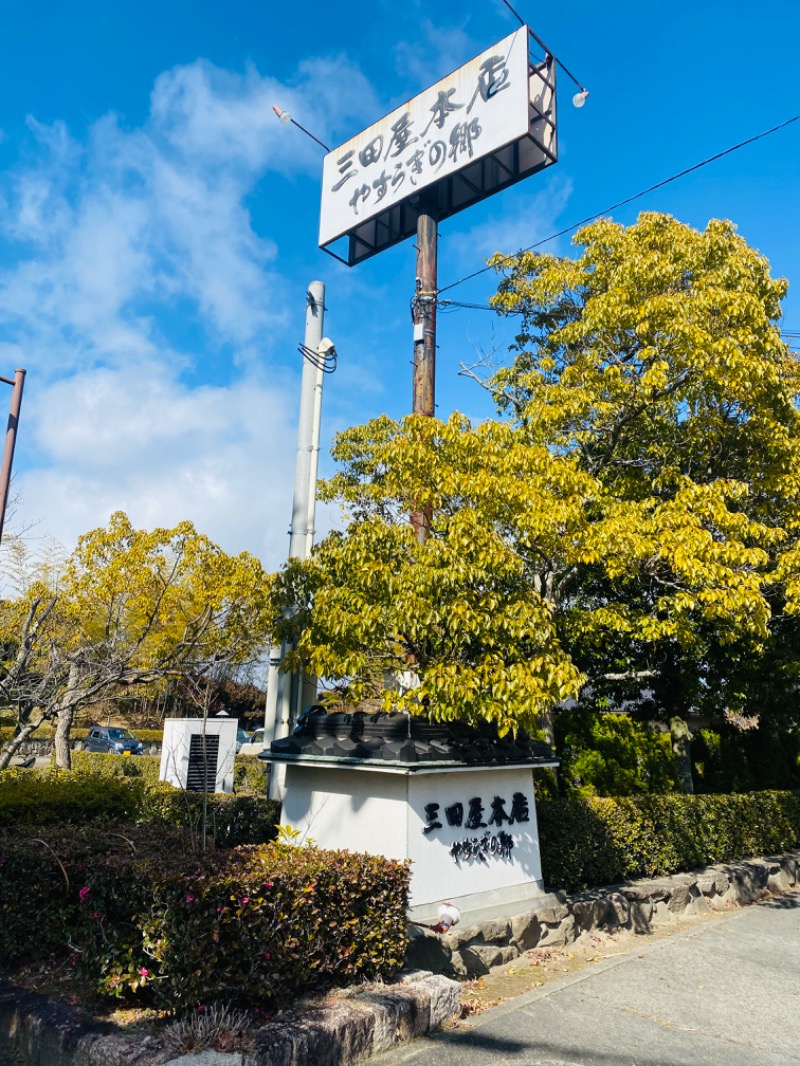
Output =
[
  {"x1": 159, "y1": 717, "x2": 237, "y2": 793},
  {"x1": 280, "y1": 763, "x2": 543, "y2": 908},
  {"x1": 406, "y1": 767, "x2": 542, "y2": 907},
  {"x1": 281, "y1": 764, "x2": 409, "y2": 856}
]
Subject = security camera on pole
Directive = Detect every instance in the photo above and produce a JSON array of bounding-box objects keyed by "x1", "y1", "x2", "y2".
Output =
[{"x1": 266, "y1": 282, "x2": 336, "y2": 801}]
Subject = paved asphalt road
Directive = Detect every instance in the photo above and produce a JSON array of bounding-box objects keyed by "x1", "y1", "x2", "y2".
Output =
[{"x1": 376, "y1": 894, "x2": 800, "y2": 1066}]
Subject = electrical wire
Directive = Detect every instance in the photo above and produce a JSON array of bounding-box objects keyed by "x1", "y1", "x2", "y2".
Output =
[
  {"x1": 498, "y1": 0, "x2": 587, "y2": 92},
  {"x1": 439, "y1": 299, "x2": 800, "y2": 347},
  {"x1": 437, "y1": 114, "x2": 800, "y2": 296},
  {"x1": 298, "y1": 343, "x2": 338, "y2": 373}
]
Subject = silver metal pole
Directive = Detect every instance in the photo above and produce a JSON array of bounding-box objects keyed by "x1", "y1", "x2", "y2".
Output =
[
  {"x1": 289, "y1": 282, "x2": 325, "y2": 560},
  {"x1": 269, "y1": 284, "x2": 325, "y2": 802}
]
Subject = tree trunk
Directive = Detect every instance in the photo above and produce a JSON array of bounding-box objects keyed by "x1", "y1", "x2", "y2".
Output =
[
  {"x1": 539, "y1": 706, "x2": 556, "y2": 750},
  {"x1": 670, "y1": 715, "x2": 694, "y2": 794},
  {"x1": 53, "y1": 663, "x2": 82, "y2": 770},
  {"x1": 0, "y1": 717, "x2": 43, "y2": 771}
]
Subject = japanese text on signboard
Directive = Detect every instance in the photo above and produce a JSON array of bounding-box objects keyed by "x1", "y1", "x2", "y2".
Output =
[
  {"x1": 421, "y1": 791, "x2": 531, "y2": 866},
  {"x1": 319, "y1": 29, "x2": 530, "y2": 248}
]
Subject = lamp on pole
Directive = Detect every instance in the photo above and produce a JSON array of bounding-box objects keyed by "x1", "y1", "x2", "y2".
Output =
[{"x1": 0, "y1": 369, "x2": 26, "y2": 547}]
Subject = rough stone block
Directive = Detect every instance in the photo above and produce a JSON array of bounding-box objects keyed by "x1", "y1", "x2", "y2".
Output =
[
  {"x1": 445, "y1": 924, "x2": 484, "y2": 950},
  {"x1": 571, "y1": 896, "x2": 608, "y2": 931},
  {"x1": 696, "y1": 871, "x2": 730, "y2": 897},
  {"x1": 667, "y1": 883, "x2": 702, "y2": 914},
  {"x1": 422, "y1": 975, "x2": 461, "y2": 1028},
  {"x1": 538, "y1": 915, "x2": 577, "y2": 948},
  {"x1": 448, "y1": 950, "x2": 469, "y2": 978},
  {"x1": 605, "y1": 891, "x2": 632, "y2": 928},
  {"x1": 459, "y1": 943, "x2": 518, "y2": 975},
  {"x1": 630, "y1": 898, "x2": 653, "y2": 933},
  {"x1": 781, "y1": 855, "x2": 799, "y2": 885},
  {"x1": 534, "y1": 902, "x2": 569, "y2": 924},
  {"x1": 509, "y1": 912, "x2": 542, "y2": 951},
  {"x1": 651, "y1": 899, "x2": 673, "y2": 926},
  {"x1": 478, "y1": 918, "x2": 512, "y2": 944},
  {"x1": 405, "y1": 926, "x2": 452, "y2": 975},
  {"x1": 768, "y1": 869, "x2": 793, "y2": 894}
]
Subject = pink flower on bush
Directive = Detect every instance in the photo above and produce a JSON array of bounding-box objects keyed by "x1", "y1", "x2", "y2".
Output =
[
  {"x1": 263, "y1": 951, "x2": 271, "y2": 960},
  {"x1": 241, "y1": 897, "x2": 249, "y2": 904},
  {"x1": 79, "y1": 886, "x2": 90, "y2": 901},
  {"x1": 265, "y1": 881, "x2": 273, "y2": 889},
  {"x1": 138, "y1": 968, "x2": 149, "y2": 977},
  {"x1": 92, "y1": 911, "x2": 103, "y2": 920},
  {"x1": 185, "y1": 894, "x2": 195, "y2": 903}
]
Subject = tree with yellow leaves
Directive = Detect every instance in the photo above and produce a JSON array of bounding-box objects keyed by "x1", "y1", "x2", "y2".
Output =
[
  {"x1": 0, "y1": 512, "x2": 272, "y2": 770},
  {"x1": 273, "y1": 213, "x2": 800, "y2": 756}
]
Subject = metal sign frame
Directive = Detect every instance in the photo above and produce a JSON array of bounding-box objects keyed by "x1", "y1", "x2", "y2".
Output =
[{"x1": 319, "y1": 27, "x2": 557, "y2": 267}]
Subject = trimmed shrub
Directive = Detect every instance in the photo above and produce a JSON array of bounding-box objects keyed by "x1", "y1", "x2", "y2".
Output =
[
  {"x1": 69, "y1": 751, "x2": 162, "y2": 784},
  {"x1": 0, "y1": 824, "x2": 192, "y2": 967},
  {"x1": 233, "y1": 758, "x2": 268, "y2": 794},
  {"x1": 556, "y1": 709, "x2": 679, "y2": 796},
  {"x1": 538, "y1": 790, "x2": 800, "y2": 892},
  {"x1": 0, "y1": 768, "x2": 279, "y2": 848},
  {"x1": 0, "y1": 769, "x2": 141, "y2": 828},
  {"x1": 139, "y1": 784, "x2": 280, "y2": 847},
  {"x1": 0, "y1": 828, "x2": 410, "y2": 1009}
]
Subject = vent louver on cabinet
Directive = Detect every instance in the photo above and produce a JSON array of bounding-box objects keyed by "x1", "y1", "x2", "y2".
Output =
[{"x1": 186, "y1": 733, "x2": 219, "y2": 792}]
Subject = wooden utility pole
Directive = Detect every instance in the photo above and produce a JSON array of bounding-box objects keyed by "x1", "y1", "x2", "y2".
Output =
[{"x1": 411, "y1": 207, "x2": 438, "y2": 544}]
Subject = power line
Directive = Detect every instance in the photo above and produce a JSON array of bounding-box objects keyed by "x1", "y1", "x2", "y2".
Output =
[
  {"x1": 439, "y1": 299, "x2": 800, "y2": 343},
  {"x1": 438, "y1": 114, "x2": 800, "y2": 296}
]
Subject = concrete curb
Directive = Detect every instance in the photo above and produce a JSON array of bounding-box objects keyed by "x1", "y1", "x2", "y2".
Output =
[{"x1": 0, "y1": 973, "x2": 460, "y2": 1066}]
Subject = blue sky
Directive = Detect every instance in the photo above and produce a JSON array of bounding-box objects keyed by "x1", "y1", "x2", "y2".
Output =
[{"x1": 0, "y1": 0, "x2": 798, "y2": 576}]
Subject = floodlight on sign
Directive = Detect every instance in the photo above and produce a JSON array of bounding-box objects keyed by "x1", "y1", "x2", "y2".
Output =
[{"x1": 319, "y1": 27, "x2": 557, "y2": 266}]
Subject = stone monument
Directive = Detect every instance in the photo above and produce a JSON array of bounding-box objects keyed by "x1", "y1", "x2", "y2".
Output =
[{"x1": 260, "y1": 708, "x2": 557, "y2": 924}]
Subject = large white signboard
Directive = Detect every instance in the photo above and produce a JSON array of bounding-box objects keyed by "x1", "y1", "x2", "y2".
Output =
[{"x1": 319, "y1": 28, "x2": 556, "y2": 264}]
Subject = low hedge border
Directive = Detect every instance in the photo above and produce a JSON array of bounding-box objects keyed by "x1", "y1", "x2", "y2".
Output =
[
  {"x1": 537, "y1": 790, "x2": 800, "y2": 892},
  {"x1": 65, "y1": 751, "x2": 269, "y2": 794},
  {"x1": 0, "y1": 827, "x2": 410, "y2": 1010},
  {"x1": 0, "y1": 770, "x2": 279, "y2": 847}
]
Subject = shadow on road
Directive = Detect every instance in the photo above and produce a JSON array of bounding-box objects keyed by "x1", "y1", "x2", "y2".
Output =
[
  {"x1": 759, "y1": 893, "x2": 800, "y2": 909},
  {"x1": 414, "y1": 1025, "x2": 700, "y2": 1066}
]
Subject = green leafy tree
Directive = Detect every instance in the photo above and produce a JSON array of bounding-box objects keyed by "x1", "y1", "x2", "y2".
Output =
[
  {"x1": 274, "y1": 213, "x2": 800, "y2": 756},
  {"x1": 0, "y1": 512, "x2": 272, "y2": 770}
]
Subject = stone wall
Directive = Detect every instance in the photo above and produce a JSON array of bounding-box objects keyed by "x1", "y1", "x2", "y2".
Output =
[{"x1": 407, "y1": 852, "x2": 800, "y2": 978}]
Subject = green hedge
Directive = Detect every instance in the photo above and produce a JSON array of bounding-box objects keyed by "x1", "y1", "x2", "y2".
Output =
[
  {"x1": 59, "y1": 752, "x2": 266, "y2": 794},
  {"x1": 0, "y1": 770, "x2": 279, "y2": 847},
  {"x1": 538, "y1": 790, "x2": 800, "y2": 892},
  {"x1": 0, "y1": 726, "x2": 165, "y2": 744},
  {"x1": 0, "y1": 769, "x2": 140, "y2": 827},
  {"x1": 0, "y1": 827, "x2": 410, "y2": 1009},
  {"x1": 68, "y1": 751, "x2": 162, "y2": 783}
]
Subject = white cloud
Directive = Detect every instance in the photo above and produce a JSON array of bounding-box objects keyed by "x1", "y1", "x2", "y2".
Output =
[
  {"x1": 394, "y1": 20, "x2": 475, "y2": 91},
  {"x1": 20, "y1": 362, "x2": 299, "y2": 569},
  {"x1": 0, "y1": 52, "x2": 384, "y2": 563}
]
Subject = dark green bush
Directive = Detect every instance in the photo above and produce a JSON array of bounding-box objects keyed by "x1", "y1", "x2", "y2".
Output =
[
  {"x1": 233, "y1": 758, "x2": 268, "y2": 794},
  {"x1": 0, "y1": 767, "x2": 279, "y2": 847},
  {"x1": 0, "y1": 824, "x2": 194, "y2": 966},
  {"x1": 538, "y1": 790, "x2": 800, "y2": 892},
  {"x1": 0, "y1": 828, "x2": 410, "y2": 1009},
  {"x1": 140, "y1": 784, "x2": 280, "y2": 847},
  {"x1": 556, "y1": 709, "x2": 679, "y2": 796},
  {"x1": 0, "y1": 769, "x2": 141, "y2": 827}
]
